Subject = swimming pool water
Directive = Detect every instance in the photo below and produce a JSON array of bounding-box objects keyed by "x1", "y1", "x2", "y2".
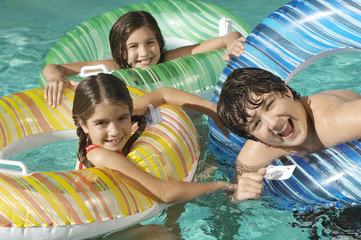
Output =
[
  {"x1": 0, "y1": 0, "x2": 289, "y2": 97},
  {"x1": 2, "y1": 0, "x2": 361, "y2": 239},
  {"x1": 9, "y1": 139, "x2": 77, "y2": 172}
]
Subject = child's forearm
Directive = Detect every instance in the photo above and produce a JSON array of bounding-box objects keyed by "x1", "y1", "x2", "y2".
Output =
[
  {"x1": 160, "y1": 88, "x2": 216, "y2": 114},
  {"x1": 191, "y1": 31, "x2": 243, "y2": 54},
  {"x1": 155, "y1": 180, "x2": 235, "y2": 203},
  {"x1": 42, "y1": 64, "x2": 67, "y2": 82}
]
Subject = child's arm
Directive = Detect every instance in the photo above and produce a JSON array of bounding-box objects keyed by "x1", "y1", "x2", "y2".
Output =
[
  {"x1": 88, "y1": 148, "x2": 264, "y2": 203},
  {"x1": 88, "y1": 147, "x2": 233, "y2": 203},
  {"x1": 231, "y1": 138, "x2": 293, "y2": 201},
  {"x1": 236, "y1": 139, "x2": 289, "y2": 170},
  {"x1": 43, "y1": 59, "x2": 116, "y2": 107},
  {"x1": 163, "y1": 31, "x2": 246, "y2": 62},
  {"x1": 133, "y1": 87, "x2": 229, "y2": 136},
  {"x1": 228, "y1": 141, "x2": 284, "y2": 202}
]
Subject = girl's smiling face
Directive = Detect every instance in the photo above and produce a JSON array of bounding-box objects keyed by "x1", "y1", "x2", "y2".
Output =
[
  {"x1": 79, "y1": 101, "x2": 132, "y2": 153},
  {"x1": 125, "y1": 26, "x2": 161, "y2": 68},
  {"x1": 245, "y1": 91, "x2": 308, "y2": 148}
]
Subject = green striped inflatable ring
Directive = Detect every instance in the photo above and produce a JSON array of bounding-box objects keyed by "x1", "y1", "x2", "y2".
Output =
[{"x1": 39, "y1": 0, "x2": 250, "y2": 94}]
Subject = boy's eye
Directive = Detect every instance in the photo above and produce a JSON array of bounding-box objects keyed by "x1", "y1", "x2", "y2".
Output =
[
  {"x1": 252, "y1": 120, "x2": 260, "y2": 131},
  {"x1": 266, "y1": 99, "x2": 275, "y2": 110}
]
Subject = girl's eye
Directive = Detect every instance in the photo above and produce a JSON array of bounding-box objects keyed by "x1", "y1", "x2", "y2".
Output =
[
  {"x1": 96, "y1": 121, "x2": 107, "y2": 126},
  {"x1": 119, "y1": 115, "x2": 130, "y2": 121},
  {"x1": 128, "y1": 44, "x2": 137, "y2": 49}
]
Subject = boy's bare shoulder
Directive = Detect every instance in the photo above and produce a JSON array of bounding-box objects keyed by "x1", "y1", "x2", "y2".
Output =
[
  {"x1": 305, "y1": 89, "x2": 360, "y2": 113},
  {"x1": 313, "y1": 89, "x2": 360, "y2": 100},
  {"x1": 309, "y1": 89, "x2": 361, "y2": 147}
]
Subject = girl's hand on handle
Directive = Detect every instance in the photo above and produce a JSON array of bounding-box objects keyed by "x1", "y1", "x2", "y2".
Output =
[{"x1": 223, "y1": 36, "x2": 246, "y2": 61}]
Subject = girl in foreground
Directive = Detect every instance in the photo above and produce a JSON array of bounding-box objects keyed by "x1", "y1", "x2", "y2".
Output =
[
  {"x1": 72, "y1": 73, "x2": 264, "y2": 203},
  {"x1": 45, "y1": 11, "x2": 246, "y2": 107}
]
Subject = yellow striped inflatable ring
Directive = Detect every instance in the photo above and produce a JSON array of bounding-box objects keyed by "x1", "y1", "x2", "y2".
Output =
[{"x1": 0, "y1": 87, "x2": 199, "y2": 239}]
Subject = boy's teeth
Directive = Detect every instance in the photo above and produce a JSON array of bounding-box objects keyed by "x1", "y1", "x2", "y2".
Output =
[
  {"x1": 279, "y1": 121, "x2": 288, "y2": 134},
  {"x1": 278, "y1": 119, "x2": 293, "y2": 138}
]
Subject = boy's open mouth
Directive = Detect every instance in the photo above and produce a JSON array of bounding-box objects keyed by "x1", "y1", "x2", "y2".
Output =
[{"x1": 278, "y1": 119, "x2": 294, "y2": 138}]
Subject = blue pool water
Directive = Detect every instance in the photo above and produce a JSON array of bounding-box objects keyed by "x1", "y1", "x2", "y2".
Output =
[
  {"x1": 2, "y1": 0, "x2": 361, "y2": 239},
  {"x1": 0, "y1": 0, "x2": 289, "y2": 96}
]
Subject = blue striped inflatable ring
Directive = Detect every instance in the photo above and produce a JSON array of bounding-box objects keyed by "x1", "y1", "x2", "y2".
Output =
[
  {"x1": 208, "y1": 0, "x2": 361, "y2": 208},
  {"x1": 264, "y1": 139, "x2": 361, "y2": 209}
]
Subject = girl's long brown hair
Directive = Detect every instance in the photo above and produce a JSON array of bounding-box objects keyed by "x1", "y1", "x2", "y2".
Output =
[
  {"x1": 109, "y1": 11, "x2": 166, "y2": 68},
  {"x1": 72, "y1": 73, "x2": 147, "y2": 168}
]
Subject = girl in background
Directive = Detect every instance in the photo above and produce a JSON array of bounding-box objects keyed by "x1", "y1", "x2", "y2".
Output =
[
  {"x1": 44, "y1": 11, "x2": 246, "y2": 107},
  {"x1": 72, "y1": 73, "x2": 264, "y2": 203}
]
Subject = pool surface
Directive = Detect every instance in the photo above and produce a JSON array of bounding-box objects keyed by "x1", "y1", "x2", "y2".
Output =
[{"x1": 2, "y1": 0, "x2": 361, "y2": 239}]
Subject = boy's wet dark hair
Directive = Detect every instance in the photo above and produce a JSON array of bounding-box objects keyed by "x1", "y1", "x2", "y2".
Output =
[{"x1": 217, "y1": 68, "x2": 300, "y2": 141}]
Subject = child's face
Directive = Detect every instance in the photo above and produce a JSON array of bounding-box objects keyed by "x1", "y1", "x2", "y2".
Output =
[
  {"x1": 244, "y1": 90, "x2": 308, "y2": 148},
  {"x1": 80, "y1": 101, "x2": 132, "y2": 153},
  {"x1": 125, "y1": 26, "x2": 161, "y2": 68}
]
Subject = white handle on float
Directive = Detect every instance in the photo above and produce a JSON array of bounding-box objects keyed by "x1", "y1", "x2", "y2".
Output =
[
  {"x1": 264, "y1": 165, "x2": 296, "y2": 180},
  {"x1": 0, "y1": 159, "x2": 32, "y2": 176},
  {"x1": 78, "y1": 64, "x2": 113, "y2": 77},
  {"x1": 146, "y1": 104, "x2": 163, "y2": 126},
  {"x1": 219, "y1": 17, "x2": 232, "y2": 36}
]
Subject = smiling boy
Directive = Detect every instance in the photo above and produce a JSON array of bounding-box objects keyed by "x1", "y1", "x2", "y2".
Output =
[{"x1": 217, "y1": 68, "x2": 361, "y2": 199}]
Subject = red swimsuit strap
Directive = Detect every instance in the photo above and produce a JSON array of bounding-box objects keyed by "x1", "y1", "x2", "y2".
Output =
[
  {"x1": 79, "y1": 145, "x2": 125, "y2": 170},
  {"x1": 86, "y1": 144, "x2": 125, "y2": 156}
]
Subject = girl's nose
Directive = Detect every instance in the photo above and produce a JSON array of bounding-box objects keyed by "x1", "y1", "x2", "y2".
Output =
[
  {"x1": 108, "y1": 123, "x2": 120, "y2": 136},
  {"x1": 138, "y1": 44, "x2": 148, "y2": 57}
]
